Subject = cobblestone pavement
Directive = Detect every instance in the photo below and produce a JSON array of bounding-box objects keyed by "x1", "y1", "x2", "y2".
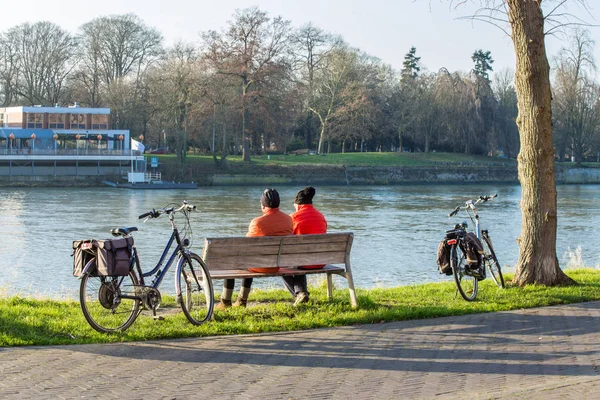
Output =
[{"x1": 1, "y1": 301, "x2": 599, "y2": 399}]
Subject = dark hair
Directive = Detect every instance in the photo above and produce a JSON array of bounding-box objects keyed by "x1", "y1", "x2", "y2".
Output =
[
  {"x1": 261, "y1": 188, "x2": 280, "y2": 208},
  {"x1": 294, "y1": 186, "x2": 316, "y2": 205}
]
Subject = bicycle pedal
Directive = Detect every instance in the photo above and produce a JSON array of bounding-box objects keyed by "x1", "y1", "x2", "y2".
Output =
[{"x1": 153, "y1": 315, "x2": 165, "y2": 321}]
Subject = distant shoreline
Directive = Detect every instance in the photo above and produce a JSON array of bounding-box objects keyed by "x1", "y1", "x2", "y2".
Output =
[{"x1": 1, "y1": 164, "x2": 599, "y2": 187}]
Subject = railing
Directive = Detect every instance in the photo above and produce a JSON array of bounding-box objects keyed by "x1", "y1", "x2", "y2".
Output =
[
  {"x1": 145, "y1": 172, "x2": 162, "y2": 181},
  {"x1": 0, "y1": 148, "x2": 143, "y2": 157}
]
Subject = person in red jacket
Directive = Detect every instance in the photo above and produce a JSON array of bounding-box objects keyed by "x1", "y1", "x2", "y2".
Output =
[
  {"x1": 284, "y1": 186, "x2": 327, "y2": 306},
  {"x1": 215, "y1": 188, "x2": 293, "y2": 310}
]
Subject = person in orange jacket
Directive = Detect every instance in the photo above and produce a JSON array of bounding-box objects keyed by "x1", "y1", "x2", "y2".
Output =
[
  {"x1": 215, "y1": 188, "x2": 292, "y2": 310},
  {"x1": 284, "y1": 186, "x2": 327, "y2": 306}
]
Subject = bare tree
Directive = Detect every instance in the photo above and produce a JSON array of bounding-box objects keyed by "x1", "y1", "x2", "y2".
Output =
[
  {"x1": 552, "y1": 28, "x2": 598, "y2": 165},
  {"x1": 196, "y1": 67, "x2": 239, "y2": 167},
  {"x1": 309, "y1": 46, "x2": 361, "y2": 154},
  {"x1": 493, "y1": 68, "x2": 519, "y2": 158},
  {"x1": 0, "y1": 34, "x2": 20, "y2": 106},
  {"x1": 147, "y1": 42, "x2": 202, "y2": 164},
  {"x1": 202, "y1": 7, "x2": 291, "y2": 162},
  {"x1": 3, "y1": 21, "x2": 77, "y2": 105},
  {"x1": 79, "y1": 14, "x2": 163, "y2": 86},
  {"x1": 289, "y1": 23, "x2": 341, "y2": 150},
  {"x1": 77, "y1": 14, "x2": 163, "y2": 131}
]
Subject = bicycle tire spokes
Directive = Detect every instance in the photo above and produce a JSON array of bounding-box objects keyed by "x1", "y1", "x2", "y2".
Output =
[
  {"x1": 80, "y1": 272, "x2": 140, "y2": 333},
  {"x1": 481, "y1": 233, "x2": 505, "y2": 289},
  {"x1": 179, "y1": 254, "x2": 214, "y2": 326},
  {"x1": 453, "y1": 249, "x2": 478, "y2": 301}
]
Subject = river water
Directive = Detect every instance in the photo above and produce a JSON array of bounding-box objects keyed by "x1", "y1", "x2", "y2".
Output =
[{"x1": 1, "y1": 184, "x2": 599, "y2": 299}]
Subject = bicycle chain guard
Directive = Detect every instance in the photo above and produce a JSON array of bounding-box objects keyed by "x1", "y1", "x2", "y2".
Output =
[{"x1": 136, "y1": 285, "x2": 162, "y2": 311}]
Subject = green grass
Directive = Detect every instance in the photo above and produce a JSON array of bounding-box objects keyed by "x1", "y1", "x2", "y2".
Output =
[
  {"x1": 155, "y1": 151, "x2": 518, "y2": 169},
  {"x1": 2, "y1": 268, "x2": 599, "y2": 347}
]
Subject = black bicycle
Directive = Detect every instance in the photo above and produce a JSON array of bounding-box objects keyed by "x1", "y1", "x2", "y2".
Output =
[
  {"x1": 445, "y1": 194, "x2": 505, "y2": 301},
  {"x1": 77, "y1": 201, "x2": 214, "y2": 333}
]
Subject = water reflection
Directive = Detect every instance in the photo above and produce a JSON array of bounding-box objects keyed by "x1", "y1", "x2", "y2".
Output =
[{"x1": 0, "y1": 184, "x2": 598, "y2": 299}]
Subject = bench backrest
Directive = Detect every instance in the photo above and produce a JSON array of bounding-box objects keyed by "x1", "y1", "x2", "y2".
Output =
[{"x1": 201, "y1": 232, "x2": 353, "y2": 271}]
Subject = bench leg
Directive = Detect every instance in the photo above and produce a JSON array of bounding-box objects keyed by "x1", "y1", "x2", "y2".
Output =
[
  {"x1": 345, "y1": 272, "x2": 358, "y2": 308},
  {"x1": 327, "y1": 272, "x2": 333, "y2": 301}
]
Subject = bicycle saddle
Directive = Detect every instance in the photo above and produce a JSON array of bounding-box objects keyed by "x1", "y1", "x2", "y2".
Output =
[{"x1": 110, "y1": 227, "x2": 138, "y2": 237}]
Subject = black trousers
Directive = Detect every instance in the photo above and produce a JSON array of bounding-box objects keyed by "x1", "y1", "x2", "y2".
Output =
[{"x1": 282, "y1": 275, "x2": 308, "y2": 297}]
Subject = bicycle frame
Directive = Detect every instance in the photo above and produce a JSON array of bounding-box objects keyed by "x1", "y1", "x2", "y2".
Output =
[
  {"x1": 134, "y1": 212, "x2": 193, "y2": 295},
  {"x1": 79, "y1": 210, "x2": 192, "y2": 296},
  {"x1": 463, "y1": 200, "x2": 483, "y2": 240},
  {"x1": 446, "y1": 193, "x2": 504, "y2": 296}
]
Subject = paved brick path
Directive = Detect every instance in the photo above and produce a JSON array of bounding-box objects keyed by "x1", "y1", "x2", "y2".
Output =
[{"x1": 1, "y1": 302, "x2": 600, "y2": 399}]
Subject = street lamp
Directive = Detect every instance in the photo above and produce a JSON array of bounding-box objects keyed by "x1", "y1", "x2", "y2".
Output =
[
  {"x1": 97, "y1": 134, "x2": 102, "y2": 153},
  {"x1": 53, "y1": 133, "x2": 58, "y2": 154},
  {"x1": 8, "y1": 133, "x2": 14, "y2": 153},
  {"x1": 30, "y1": 133, "x2": 36, "y2": 153},
  {"x1": 75, "y1": 134, "x2": 81, "y2": 155},
  {"x1": 118, "y1": 134, "x2": 124, "y2": 151}
]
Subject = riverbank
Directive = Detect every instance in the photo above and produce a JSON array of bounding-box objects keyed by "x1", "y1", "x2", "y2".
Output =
[
  {"x1": 1, "y1": 161, "x2": 600, "y2": 187},
  {"x1": 1, "y1": 268, "x2": 599, "y2": 346}
]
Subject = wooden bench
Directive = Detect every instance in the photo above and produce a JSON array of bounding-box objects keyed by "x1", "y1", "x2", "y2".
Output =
[{"x1": 201, "y1": 232, "x2": 358, "y2": 307}]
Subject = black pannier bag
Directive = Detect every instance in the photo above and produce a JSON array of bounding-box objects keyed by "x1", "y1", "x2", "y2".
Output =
[
  {"x1": 437, "y1": 240, "x2": 452, "y2": 275},
  {"x1": 73, "y1": 237, "x2": 133, "y2": 277},
  {"x1": 460, "y1": 232, "x2": 484, "y2": 271}
]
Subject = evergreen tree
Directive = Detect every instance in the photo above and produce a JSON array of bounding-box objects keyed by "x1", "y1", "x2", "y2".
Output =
[
  {"x1": 471, "y1": 49, "x2": 494, "y2": 82},
  {"x1": 401, "y1": 46, "x2": 421, "y2": 83}
]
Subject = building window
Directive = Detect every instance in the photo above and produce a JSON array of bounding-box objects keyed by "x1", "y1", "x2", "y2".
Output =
[
  {"x1": 0, "y1": 113, "x2": 4, "y2": 126},
  {"x1": 27, "y1": 113, "x2": 43, "y2": 128},
  {"x1": 92, "y1": 114, "x2": 108, "y2": 130},
  {"x1": 49, "y1": 113, "x2": 65, "y2": 129},
  {"x1": 70, "y1": 113, "x2": 85, "y2": 129}
]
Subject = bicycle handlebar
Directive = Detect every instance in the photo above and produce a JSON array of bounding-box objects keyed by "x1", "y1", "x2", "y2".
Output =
[
  {"x1": 448, "y1": 194, "x2": 497, "y2": 216},
  {"x1": 478, "y1": 193, "x2": 498, "y2": 203},
  {"x1": 448, "y1": 207, "x2": 460, "y2": 217},
  {"x1": 138, "y1": 201, "x2": 196, "y2": 220}
]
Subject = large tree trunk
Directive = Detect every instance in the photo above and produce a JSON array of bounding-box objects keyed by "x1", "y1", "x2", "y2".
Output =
[{"x1": 507, "y1": 0, "x2": 574, "y2": 286}]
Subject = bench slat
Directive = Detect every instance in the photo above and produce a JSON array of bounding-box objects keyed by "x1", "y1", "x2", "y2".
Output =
[
  {"x1": 204, "y1": 255, "x2": 279, "y2": 270},
  {"x1": 205, "y1": 244, "x2": 282, "y2": 258},
  {"x1": 205, "y1": 251, "x2": 347, "y2": 270},
  {"x1": 204, "y1": 236, "x2": 284, "y2": 247},
  {"x1": 209, "y1": 265, "x2": 346, "y2": 279},
  {"x1": 204, "y1": 233, "x2": 350, "y2": 247},
  {"x1": 279, "y1": 252, "x2": 346, "y2": 266},
  {"x1": 203, "y1": 241, "x2": 348, "y2": 258}
]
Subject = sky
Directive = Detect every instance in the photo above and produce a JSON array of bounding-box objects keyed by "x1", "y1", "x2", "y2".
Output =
[{"x1": 3, "y1": 0, "x2": 599, "y2": 78}]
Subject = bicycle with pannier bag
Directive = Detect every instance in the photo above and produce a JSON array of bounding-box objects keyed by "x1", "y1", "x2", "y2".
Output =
[
  {"x1": 437, "y1": 194, "x2": 505, "y2": 301},
  {"x1": 73, "y1": 201, "x2": 214, "y2": 333}
]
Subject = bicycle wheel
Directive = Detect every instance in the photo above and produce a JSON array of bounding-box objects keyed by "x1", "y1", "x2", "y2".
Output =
[
  {"x1": 179, "y1": 253, "x2": 214, "y2": 325},
  {"x1": 481, "y1": 233, "x2": 505, "y2": 288},
  {"x1": 452, "y1": 246, "x2": 478, "y2": 301},
  {"x1": 80, "y1": 269, "x2": 140, "y2": 333}
]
